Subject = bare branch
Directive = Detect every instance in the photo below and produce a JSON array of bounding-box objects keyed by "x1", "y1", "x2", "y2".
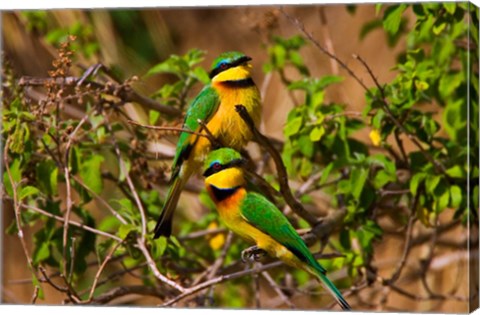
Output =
[
  {"x1": 19, "y1": 203, "x2": 123, "y2": 242},
  {"x1": 280, "y1": 7, "x2": 370, "y2": 93},
  {"x1": 235, "y1": 104, "x2": 318, "y2": 226},
  {"x1": 261, "y1": 271, "x2": 296, "y2": 309},
  {"x1": 85, "y1": 241, "x2": 124, "y2": 303},
  {"x1": 18, "y1": 75, "x2": 182, "y2": 117}
]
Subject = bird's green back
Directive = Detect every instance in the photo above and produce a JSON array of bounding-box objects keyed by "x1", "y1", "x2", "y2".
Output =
[
  {"x1": 172, "y1": 85, "x2": 220, "y2": 176},
  {"x1": 239, "y1": 192, "x2": 326, "y2": 275}
]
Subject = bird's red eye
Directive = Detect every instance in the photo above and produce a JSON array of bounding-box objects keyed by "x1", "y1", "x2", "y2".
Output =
[
  {"x1": 220, "y1": 62, "x2": 228, "y2": 69},
  {"x1": 213, "y1": 162, "x2": 222, "y2": 170}
]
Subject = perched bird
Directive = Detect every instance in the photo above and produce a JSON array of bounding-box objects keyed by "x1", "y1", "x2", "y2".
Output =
[
  {"x1": 153, "y1": 52, "x2": 262, "y2": 238},
  {"x1": 202, "y1": 148, "x2": 351, "y2": 310}
]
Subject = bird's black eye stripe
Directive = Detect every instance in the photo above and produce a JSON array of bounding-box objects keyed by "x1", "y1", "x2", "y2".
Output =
[
  {"x1": 230, "y1": 56, "x2": 251, "y2": 68},
  {"x1": 203, "y1": 158, "x2": 246, "y2": 177},
  {"x1": 208, "y1": 56, "x2": 252, "y2": 79}
]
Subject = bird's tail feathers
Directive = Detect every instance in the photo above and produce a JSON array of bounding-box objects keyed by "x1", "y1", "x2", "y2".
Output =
[
  {"x1": 153, "y1": 175, "x2": 186, "y2": 239},
  {"x1": 308, "y1": 265, "x2": 351, "y2": 311}
]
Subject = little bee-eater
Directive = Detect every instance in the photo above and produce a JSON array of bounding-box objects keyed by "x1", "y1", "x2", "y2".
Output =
[
  {"x1": 153, "y1": 52, "x2": 262, "y2": 238},
  {"x1": 202, "y1": 148, "x2": 351, "y2": 310}
]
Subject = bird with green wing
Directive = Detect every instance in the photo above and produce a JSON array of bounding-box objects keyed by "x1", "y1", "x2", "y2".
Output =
[
  {"x1": 202, "y1": 148, "x2": 351, "y2": 310},
  {"x1": 153, "y1": 52, "x2": 262, "y2": 239}
]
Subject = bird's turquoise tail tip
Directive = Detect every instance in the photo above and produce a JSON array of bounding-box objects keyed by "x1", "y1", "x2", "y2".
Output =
[{"x1": 317, "y1": 272, "x2": 351, "y2": 311}]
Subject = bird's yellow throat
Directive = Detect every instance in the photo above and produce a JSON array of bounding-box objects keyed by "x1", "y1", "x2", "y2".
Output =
[
  {"x1": 205, "y1": 167, "x2": 245, "y2": 190},
  {"x1": 211, "y1": 64, "x2": 253, "y2": 83}
]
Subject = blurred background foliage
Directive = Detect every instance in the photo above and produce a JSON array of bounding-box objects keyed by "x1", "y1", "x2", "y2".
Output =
[{"x1": 1, "y1": 3, "x2": 478, "y2": 312}]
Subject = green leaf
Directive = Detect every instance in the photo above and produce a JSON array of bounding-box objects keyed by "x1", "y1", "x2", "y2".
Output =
[
  {"x1": 367, "y1": 154, "x2": 396, "y2": 175},
  {"x1": 350, "y1": 168, "x2": 368, "y2": 199},
  {"x1": 300, "y1": 159, "x2": 313, "y2": 178},
  {"x1": 284, "y1": 116, "x2": 303, "y2": 137},
  {"x1": 425, "y1": 174, "x2": 441, "y2": 194},
  {"x1": 36, "y1": 160, "x2": 58, "y2": 196},
  {"x1": 339, "y1": 228, "x2": 351, "y2": 250},
  {"x1": 118, "y1": 157, "x2": 131, "y2": 182},
  {"x1": 80, "y1": 155, "x2": 104, "y2": 194},
  {"x1": 311, "y1": 90, "x2": 325, "y2": 108},
  {"x1": 152, "y1": 237, "x2": 168, "y2": 259},
  {"x1": 373, "y1": 170, "x2": 395, "y2": 189},
  {"x1": 360, "y1": 19, "x2": 383, "y2": 40},
  {"x1": 473, "y1": 185, "x2": 479, "y2": 210},
  {"x1": 317, "y1": 75, "x2": 344, "y2": 89},
  {"x1": 146, "y1": 56, "x2": 184, "y2": 77},
  {"x1": 346, "y1": 5, "x2": 356, "y2": 15},
  {"x1": 272, "y1": 45, "x2": 287, "y2": 68},
  {"x1": 445, "y1": 165, "x2": 466, "y2": 178},
  {"x1": 410, "y1": 173, "x2": 426, "y2": 194},
  {"x1": 432, "y1": 22, "x2": 446, "y2": 35},
  {"x1": 33, "y1": 241, "x2": 50, "y2": 265},
  {"x1": 357, "y1": 220, "x2": 382, "y2": 253},
  {"x1": 443, "y1": 3, "x2": 456, "y2": 15},
  {"x1": 114, "y1": 198, "x2": 136, "y2": 222},
  {"x1": 19, "y1": 186, "x2": 40, "y2": 200},
  {"x1": 435, "y1": 188, "x2": 450, "y2": 213},
  {"x1": 4, "y1": 159, "x2": 22, "y2": 197},
  {"x1": 319, "y1": 162, "x2": 334, "y2": 185},
  {"x1": 149, "y1": 110, "x2": 160, "y2": 125},
  {"x1": 439, "y1": 73, "x2": 463, "y2": 100},
  {"x1": 449, "y1": 185, "x2": 462, "y2": 208},
  {"x1": 443, "y1": 99, "x2": 466, "y2": 141},
  {"x1": 310, "y1": 126, "x2": 325, "y2": 142},
  {"x1": 383, "y1": 4, "x2": 407, "y2": 35},
  {"x1": 118, "y1": 224, "x2": 137, "y2": 239},
  {"x1": 192, "y1": 67, "x2": 210, "y2": 84},
  {"x1": 70, "y1": 147, "x2": 81, "y2": 175},
  {"x1": 298, "y1": 135, "x2": 314, "y2": 158}
]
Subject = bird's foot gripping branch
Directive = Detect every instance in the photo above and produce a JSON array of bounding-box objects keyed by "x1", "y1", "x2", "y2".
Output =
[{"x1": 241, "y1": 246, "x2": 267, "y2": 263}]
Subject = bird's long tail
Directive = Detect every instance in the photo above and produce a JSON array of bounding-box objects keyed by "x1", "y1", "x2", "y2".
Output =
[
  {"x1": 153, "y1": 174, "x2": 186, "y2": 238},
  {"x1": 309, "y1": 266, "x2": 351, "y2": 310}
]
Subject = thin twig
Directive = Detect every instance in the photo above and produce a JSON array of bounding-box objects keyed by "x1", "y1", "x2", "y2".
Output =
[
  {"x1": 235, "y1": 104, "x2": 318, "y2": 226},
  {"x1": 71, "y1": 174, "x2": 128, "y2": 225},
  {"x1": 18, "y1": 75, "x2": 181, "y2": 117},
  {"x1": 384, "y1": 202, "x2": 417, "y2": 285},
  {"x1": 206, "y1": 232, "x2": 234, "y2": 280},
  {"x1": 318, "y1": 7, "x2": 339, "y2": 75},
  {"x1": 88, "y1": 285, "x2": 167, "y2": 304},
  {"x1": 30, "y1": 286, "x2": 40, "y2": 304},
  {"x1": 280, "y1": 8, "x2": 370, "y2": 92},
  {"x1": 261, "y1": 271, "x2": 296, "y2": 309},
  {"x1": 178, "y1": 227, "x2": 227, "y2": 241},
  {"x1": 19, "y1": 203, "x2": 123, "y2": 242},
  {"x1": 105, "y1": 115, "x2": 147, "y2": 239},
  {"x1": 136, "y1": 239, "x2": 186, "y2": 293},
  {"x1": 3, "y1": 138, "x2": 39, "y2": 291},
  {"x1": 62, "y1": 114, "x2": 89, "y2": 286},
  {"x1": 128, "y1": 119, "x2": 211, "y2": 139},
  {"x1": 85, "y1": 240, "x2": 124, "y2": 303},
  {"x1": 38, "y1": 266, "x2": 68, "y2": 293}
]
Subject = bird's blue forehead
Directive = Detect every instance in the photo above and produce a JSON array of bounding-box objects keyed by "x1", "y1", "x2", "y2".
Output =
[
  {"x1": 209, "y1": 159, "x2": 220, "y2": 168},
  {"x1": 204, "y1": 148, "x2": 243, "y2": 170},
  {"x1": 211, "y1": 51, "x2": 247, "y2": 70}
]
